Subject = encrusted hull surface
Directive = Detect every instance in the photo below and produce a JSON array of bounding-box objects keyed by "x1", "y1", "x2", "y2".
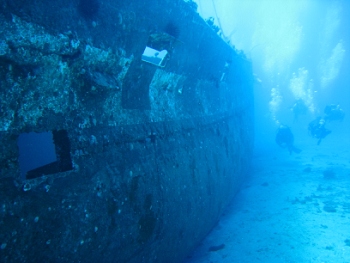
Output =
[{"x1": 0, "y1": 0, "x2": 254, "y2": 262}]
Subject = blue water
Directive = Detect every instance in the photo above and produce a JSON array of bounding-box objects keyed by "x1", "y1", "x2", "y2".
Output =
[
  {"x1": 17, "y1": 132, "x2": 57, "y2": 179},
  {"x1": 3, "y1": 1, "x2": 349, "y2": 262},
  {"x1": 195, "y1": 0, "x2": 350, "y2": 151},
  {"x1": 187, "y1": 0, "x2": 350, "y2": 262}
]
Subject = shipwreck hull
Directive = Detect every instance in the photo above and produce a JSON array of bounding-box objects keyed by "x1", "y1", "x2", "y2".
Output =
[{"x1": 0, "y1": 0, "x2": 254, "y2": 262}]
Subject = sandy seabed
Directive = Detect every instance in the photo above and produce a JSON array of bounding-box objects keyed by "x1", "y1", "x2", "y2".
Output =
[{"x1": 185, "y1": 138, "x2": 350, "y2": 263}]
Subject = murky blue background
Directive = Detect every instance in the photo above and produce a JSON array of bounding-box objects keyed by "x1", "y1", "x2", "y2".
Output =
[{"x1": 195, "y1": 0, "x2": 350, "y2": 153}]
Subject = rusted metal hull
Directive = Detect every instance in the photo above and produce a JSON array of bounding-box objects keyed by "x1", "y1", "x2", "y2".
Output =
[{"x1": 0, "y1": 0, "x2": 254, "y2": 262}]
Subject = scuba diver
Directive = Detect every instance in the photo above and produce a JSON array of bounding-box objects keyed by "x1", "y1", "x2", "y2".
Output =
[
  {"x1": 324, "y1": 104, "x2": 345, "y2": 122},
  {"x1": 308, "y1": 117, "x2": 331, "y2": 145},
  {"x1": 275, "y1": 124, "x2": 301, "y2": 154},
  {"x1": 291, "y1": 98, "x2": 308, "y2": 121}
]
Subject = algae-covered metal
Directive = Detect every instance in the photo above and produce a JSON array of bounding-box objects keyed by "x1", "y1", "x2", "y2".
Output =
[{"x1": 0, "y1": 0, "x2": 254, "y2": 262}]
